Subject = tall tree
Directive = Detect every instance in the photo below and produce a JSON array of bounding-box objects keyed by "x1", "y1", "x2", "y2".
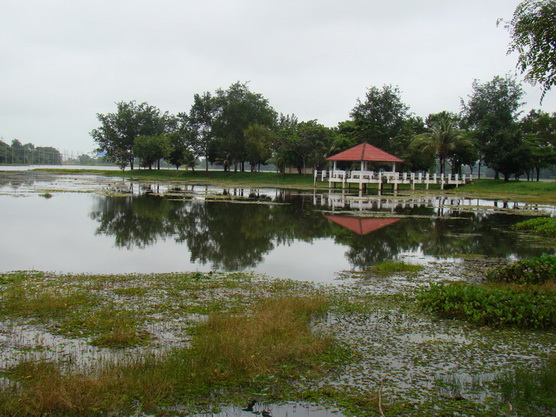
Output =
[
  {"x1": 91, "y1": 101, "x2": 170, "y2": 170},
  {"x1": 212, "y1": 82, "x2": 277, "y2": 172},
  {"x1": 180, "y1": 92, "x2": 217, "y2": 171},
  {"x1": 349, "y1": 85, "x2": 410, "y2": 153},
  {"x1": 462, "y1": 75, "x2": 525, "y2": 180},
  {"x1": 502, "y1": 0, "x2": 556, "y2": 102}
]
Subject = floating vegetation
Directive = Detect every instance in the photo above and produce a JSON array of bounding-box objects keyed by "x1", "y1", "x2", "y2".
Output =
[{"x1": 0, "y1": 270, "x2": 554, "y2": 416}]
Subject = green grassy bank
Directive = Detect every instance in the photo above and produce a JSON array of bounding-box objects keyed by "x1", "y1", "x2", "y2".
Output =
[{"x1": 36, "y1": 168, "x2": 556, "y2": 203}]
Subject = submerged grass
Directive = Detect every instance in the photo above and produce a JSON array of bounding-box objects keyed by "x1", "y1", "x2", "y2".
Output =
[
  {"x1": 1, "y1": 270, "x2": 555, "y2": 416},
  {"x1": 496, "y1": 354, "x2": 556, "y2": 417},
  {"x1": 0, "y1": 295, "x2": 335, "y2": 416}
]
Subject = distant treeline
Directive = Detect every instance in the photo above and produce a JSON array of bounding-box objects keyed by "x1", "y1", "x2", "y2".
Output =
[{"x1": 0, "y1": 139, "x2": 62, "y2": 165}]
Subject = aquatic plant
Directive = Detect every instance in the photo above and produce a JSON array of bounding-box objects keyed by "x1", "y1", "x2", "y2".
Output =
[
  {"x1": 513, "y1": 217, "x2": 556, "y2": 237},
  {"x1": 417, "y1": 282, "x2": 556, "y2": 329},
  {"x1": 487, "y1": 254, "x2": 556, "y2": 285}
]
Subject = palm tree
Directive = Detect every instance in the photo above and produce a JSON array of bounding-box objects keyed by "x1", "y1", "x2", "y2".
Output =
[{"x1": 425, "y1": 119, "x2": 460, "y2": 175}]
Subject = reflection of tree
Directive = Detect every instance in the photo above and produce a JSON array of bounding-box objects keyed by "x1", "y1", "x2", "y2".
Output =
[
  {"x1": 91, "y1": 195, "x2": 175, "y2": 249},
  {"x1": 89, "y1": 190, "x2": 554, "y2": 272}
]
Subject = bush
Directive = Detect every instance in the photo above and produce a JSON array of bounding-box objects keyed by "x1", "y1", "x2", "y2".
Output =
[
  {"x1": 417, "y1": 283, "x2": 556, "y2": 329},
  {"x1": 487, "y1": 255, "x2": 556, "y2": 285}
]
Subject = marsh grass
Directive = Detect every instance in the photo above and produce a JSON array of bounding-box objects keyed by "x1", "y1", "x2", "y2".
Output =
[
  {"x1": 0, "y1": 295, "x2": 334, "y2": 416},
  {"x1": 368, "y1": 260, "x2": 424, "y2": 276},
  {"x1": 0, "y1": 282, "x2": 150, "y2": 348},
  {"x1": 0, "y1": 287, "x2": 95, "y2": 319},
  {"x1": 496, "y1": 355, "x2": 556, "y2": 417}
]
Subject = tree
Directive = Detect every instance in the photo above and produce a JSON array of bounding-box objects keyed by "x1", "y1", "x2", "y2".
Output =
[
  {"x1": 180, "y1": 92, "x2": 217, "y2": 171},
  {"x1": 349, "y1": 85, "x2": 410, "y2": 153},
  {"x1": 423, "y1": 119, "x2": 460, "y2": 175},
  {"x1": 0, "y1": 139, "x2": 10, "y2": 164},
  {"x1": 244, "y1": 124, "x2": 274, "y2": 171},
  {"x1": 91, "y1": 101, "x2": 170, "y2": 170},
  {"x1": 462, "y1": 75, "x2": 525, "y2": 179},
  {"x1": 407, "y1": 134, "x2": 436, "y2": 172},
  {"x1": 166, "y1": 132, "x2": 195, "y2": 170},
  {"x1": 133, "y1": 135, "x2": 170, "y2": 170},
  {"x1": 211, "y1": 82, "x2": 277, "y2": 172},
  {"x1": 520, "y1": 109, "x2": 556, "y2": 179},
  {"x1": 502, "y1": 0, "x2": 556, "y2": 102}
]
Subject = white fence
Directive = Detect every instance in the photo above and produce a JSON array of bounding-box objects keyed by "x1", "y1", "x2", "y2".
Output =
[{"x1": 314, "y1": 170, "x2": 470, "y2": 190}]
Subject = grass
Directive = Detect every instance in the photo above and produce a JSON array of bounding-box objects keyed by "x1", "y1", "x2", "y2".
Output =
[
  {"x1": 34, "y1": 168, "x2": 556, "y2": 203},
  {"x1": 368, "y1": 260, "x2": 424, "y2": 276},
  {"x1": 1, "y1": 270, "x2": 554, "y2": 416},
  {"x1": 457, "y1": 179, "x2": 556, "y2": 203},
  {"x1": 0, "y1": 295, "x2": 335, "y2": 416},
  {"x1": 496, "y1": 354, "x2": 556, "y2": 417}
]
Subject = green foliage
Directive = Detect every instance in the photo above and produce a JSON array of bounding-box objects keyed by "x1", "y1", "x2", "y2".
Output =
[
  {"x1": 504, "y1": 0, "x2": 556, "y2": 101},
  {"x1": 462, "y1": 75, "x2": 526, "y2": 181},
  {"x1": 0, "y1": 139, "x2": 61, "y2": 165},
  {"x1": 417, "y1": 282, "x2": 556, "y2": 329},
  {"x1": 514, "y1": 217, "x2": 556, "y2": 237},
  {"x1": 133, "y1": 134, "x2": 170, "y2": 169},
  {"x1": 496, "y1": 355, "x2": 556, "y2": 417},
  {"x1": 349, "y1": 85, "x2": 410, "y2": 153},
  {"x1": 520, "y1": 109, "x2": 556, "y2": 180},
  {"x1": 91, "y1": 101, "x2": 172, "y2": 170},
  {"x1": 487, "y1": 255, "x2": 556, "y2": 284}
]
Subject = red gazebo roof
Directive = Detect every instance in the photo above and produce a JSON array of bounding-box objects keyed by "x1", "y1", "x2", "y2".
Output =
[
  {"x1": 327, "y1": 143, "x2": 403, "y2": 163},
  {"x1": 324, "y1": 215, "x2": 401, "y2": 235}
]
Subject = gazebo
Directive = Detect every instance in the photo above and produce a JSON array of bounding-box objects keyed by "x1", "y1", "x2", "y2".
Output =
[
  {"x1": 327, "y1": 142, "x2": 403, "y2": 173},
  {"x1": 314, "y1": 142, "x2": 470, "y2": 191}
]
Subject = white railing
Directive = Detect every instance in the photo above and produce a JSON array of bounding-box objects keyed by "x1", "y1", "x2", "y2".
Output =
[{"x1": 315, "y1": 170, "x2": 470, "y2": 187}]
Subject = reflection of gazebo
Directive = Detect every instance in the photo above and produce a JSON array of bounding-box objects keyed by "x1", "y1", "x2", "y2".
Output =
[
  {"x1": 324, "y1": 215, "x2": 401, "y2": 235},
  {"x1": 327, "y1": 142, "x2": 403, "y2": 173}
]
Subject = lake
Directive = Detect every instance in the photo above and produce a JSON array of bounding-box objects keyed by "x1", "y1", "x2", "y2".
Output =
[{"x1": 1, "y1": 169, "x2": 554, "y2": 283}]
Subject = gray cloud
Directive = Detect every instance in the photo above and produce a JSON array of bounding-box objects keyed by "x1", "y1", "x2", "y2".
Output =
[{"x1": 0, "y1": 0, "x2": 553, "y2": 153}]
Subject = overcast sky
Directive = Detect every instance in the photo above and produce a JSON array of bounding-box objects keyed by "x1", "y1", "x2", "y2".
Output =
[{"x1": 1, "y1": 0, "x2": 555, "y2": 156}]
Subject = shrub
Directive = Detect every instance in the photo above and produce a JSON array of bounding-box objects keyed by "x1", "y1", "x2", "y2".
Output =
[
  {"x1": 487, "y1": 255, "x2": 556, "y2": 285},
  {"x1": 417, "y1": 283, "x2": 556, "y2": 329}
]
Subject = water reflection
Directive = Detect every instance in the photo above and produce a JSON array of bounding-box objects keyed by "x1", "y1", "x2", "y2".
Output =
[
  {"x1": 0, "y1": 172, "x2": 554, "y2": 282},
  {"x1": 89, "y1": 187, "x2": 553, "y2": 273}
]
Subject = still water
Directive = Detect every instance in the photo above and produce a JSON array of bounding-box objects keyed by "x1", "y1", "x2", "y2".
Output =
[{"x1": 1, "y1": 170, "x2": 554, "y2": 283}]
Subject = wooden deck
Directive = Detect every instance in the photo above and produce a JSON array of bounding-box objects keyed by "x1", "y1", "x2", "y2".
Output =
[{"x1": 314, "y1": 170, "x2": 470, "y2": 191}]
